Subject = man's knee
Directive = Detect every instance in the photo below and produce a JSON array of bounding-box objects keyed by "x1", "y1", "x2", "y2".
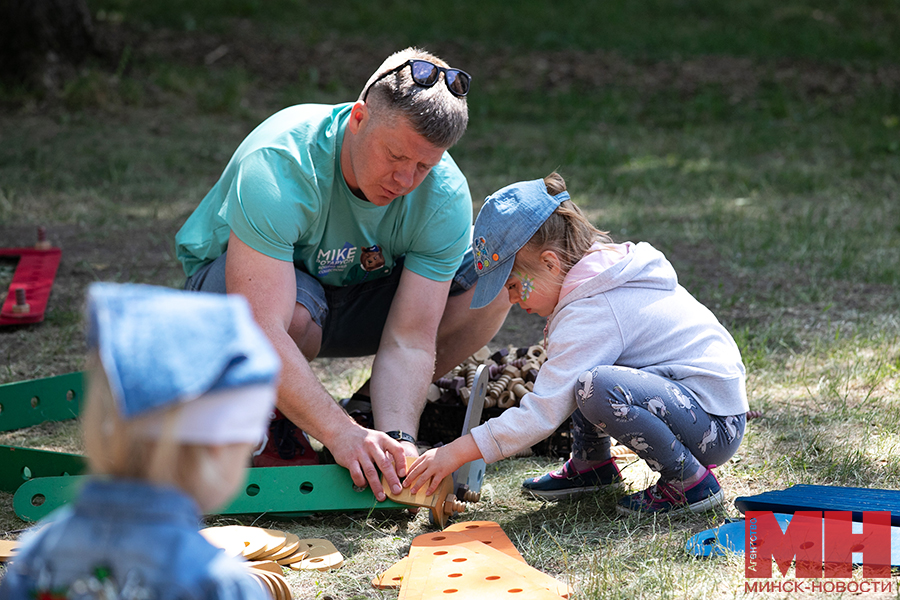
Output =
[{"x1": 288, "y1": 303, "x2": 322, "y2": 361}]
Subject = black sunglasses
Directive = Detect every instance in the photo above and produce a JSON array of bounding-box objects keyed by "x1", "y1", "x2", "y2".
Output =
[{"x1": 362, "y1": 59, "x2": 471, "y2": 101}]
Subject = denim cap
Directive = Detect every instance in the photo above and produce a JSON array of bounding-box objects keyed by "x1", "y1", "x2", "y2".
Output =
[
  {"x1": 86, "y1": 283, "x2": 281, "y2": 443},
  {"x1": 470, "y1": 179, "x2": 570, "y2": 309}
]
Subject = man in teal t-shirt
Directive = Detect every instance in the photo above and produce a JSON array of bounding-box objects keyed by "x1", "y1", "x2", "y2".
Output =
[{"x1": 174, "y1": 48, "x2": 511, "y2": 500}]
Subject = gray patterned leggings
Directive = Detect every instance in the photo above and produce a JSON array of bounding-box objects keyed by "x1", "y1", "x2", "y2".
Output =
[{"x1": 572, "y1": 365, "x2": 745, "y2": 483}]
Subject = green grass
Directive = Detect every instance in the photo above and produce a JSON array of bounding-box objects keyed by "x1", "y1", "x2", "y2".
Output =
[{"x1": 2, "y1": 1, "x2": 900, "y2": 598}]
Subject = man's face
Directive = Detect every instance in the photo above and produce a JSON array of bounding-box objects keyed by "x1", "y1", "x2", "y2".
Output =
[{"x1": 342, "y1": 104, "x2": 447, "y2": 206}]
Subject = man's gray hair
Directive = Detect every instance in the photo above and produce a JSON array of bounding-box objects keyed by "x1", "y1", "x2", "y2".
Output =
[{"x1": 360, "y1": 47, "x2": 469, "y2": 149}]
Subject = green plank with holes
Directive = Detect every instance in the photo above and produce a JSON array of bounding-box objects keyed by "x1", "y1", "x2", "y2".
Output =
[
  {"x1": 14, "y1": 465, "x2": 406, "y2": 522},
  {"x1": 0, "y1": 371, "x2": 84, "y2": 432},
  {"x1": 0, "y1": 445, "x2": 87, "y2": 493}
]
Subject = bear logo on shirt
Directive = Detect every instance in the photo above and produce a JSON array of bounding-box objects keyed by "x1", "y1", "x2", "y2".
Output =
[{"x1": 360, "y1": 245, "x2": 385, "y2": 272}]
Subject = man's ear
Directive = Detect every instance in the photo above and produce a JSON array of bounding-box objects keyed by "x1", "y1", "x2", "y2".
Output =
[
  {"x1": 541, "y1": 250, "x2": 563, "y2": 275},
  {"x1": 347, "y1": 101, "x2": 368, "y2": 135}
]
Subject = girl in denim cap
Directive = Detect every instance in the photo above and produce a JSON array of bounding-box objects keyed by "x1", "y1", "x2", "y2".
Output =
[
  {"x1": 405, "y1": 173, "x2": 748, "y2": 515},
  {"x1": 0, "y1": 283, "x2": 280, "y2": 600}
]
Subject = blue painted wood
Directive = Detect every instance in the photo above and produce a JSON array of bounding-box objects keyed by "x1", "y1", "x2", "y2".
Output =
[{"x1": 734, "y1": 485, "x2": 900, "y2": 526}]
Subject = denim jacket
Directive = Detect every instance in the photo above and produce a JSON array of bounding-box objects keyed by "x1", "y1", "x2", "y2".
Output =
[{"x1": 0, "y1": 479, "x2": 265, "y2": 600}]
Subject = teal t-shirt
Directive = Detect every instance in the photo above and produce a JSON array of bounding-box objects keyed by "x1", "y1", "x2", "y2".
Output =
[{"x1": 175, "y1": 103, "x2": 472, "y2": 287}]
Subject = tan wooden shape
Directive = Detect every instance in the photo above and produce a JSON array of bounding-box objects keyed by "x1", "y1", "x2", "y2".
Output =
[
  {"x1": 0, "y1": 539, "x2": 18, "y2": 562},
  {"x1": 399, "y1": 544, "x2": 566, "y2": 600},
  {"x1": 288, "y1": 538, "x2": 343, "y2": 571}
]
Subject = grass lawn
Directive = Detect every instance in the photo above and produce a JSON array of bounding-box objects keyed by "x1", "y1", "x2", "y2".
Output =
[{"x1": 2, "y1": 1, "x2": 900, "y2": 598}]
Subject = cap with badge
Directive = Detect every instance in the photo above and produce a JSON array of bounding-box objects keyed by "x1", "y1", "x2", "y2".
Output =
[
  {"x1": 86, "y1": 282, "x2": 281, "y2": 445},
  {"x1": 469, "y1": 179, "x2": 569, "y2": 309}
]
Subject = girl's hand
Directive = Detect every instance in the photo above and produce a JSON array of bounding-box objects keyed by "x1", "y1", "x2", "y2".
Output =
[
  {"x1": 404, "y1": 435, "x2": 482, "y2": 496},
  {"x1": 405, "y1": 447, "x2": 456, "y2": 496}
]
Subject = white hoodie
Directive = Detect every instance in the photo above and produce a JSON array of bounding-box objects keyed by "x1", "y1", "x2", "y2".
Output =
[{"x1": 470, "y1": 241, "x2": 748, "y2": 465}]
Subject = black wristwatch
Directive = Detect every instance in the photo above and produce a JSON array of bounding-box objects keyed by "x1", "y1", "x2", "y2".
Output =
[{"x1": 385, "y1": 430, "x2": 417, "y2": 445}]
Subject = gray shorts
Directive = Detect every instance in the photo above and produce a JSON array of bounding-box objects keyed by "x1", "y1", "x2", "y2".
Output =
[{"x1": 184, "y1": 250, "x2": 477, "y2": 357}]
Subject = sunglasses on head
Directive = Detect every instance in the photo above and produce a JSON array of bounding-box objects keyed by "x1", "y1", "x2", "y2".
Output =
[{"x1": 362, "y1": 59, "x2": 471, "y2": 102}]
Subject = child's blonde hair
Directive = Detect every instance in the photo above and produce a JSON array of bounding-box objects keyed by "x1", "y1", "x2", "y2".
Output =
[
  {"x1": 516, "y1": 172, "x2": 613, "y2": 274},
  {"x1": 81, "y1": 352, "x2": 236, "y2": 504}
]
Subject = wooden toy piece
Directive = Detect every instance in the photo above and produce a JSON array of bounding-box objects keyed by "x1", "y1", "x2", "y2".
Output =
[
  {"x1": 254, "y1": 569, "x2": 291, "y2": 600},
  {"x1": 0, "y1": 246, "x2": 61, "y2": 325},
  {"x1": 263, "y1": 531, "x2": 304, "y2": 563},
  {"x1": 526, "y1": 344, "x2": 547, "y2": 364},
  {"x1": 464, "y1": 363, "x2": 477, "y2": 388},
  {"x1": 199, "y1": 525, "x2": 270, "y2": 560},
  {"x1": 509, "y1": 377, "x2": 529, "y2": 400},
  {"x1": 610, "y1": 442, "x2": 637, "y2": 458},
  {"x1": 247, "y1": 560, "x2": 284, "y2": 575},
  {"x1": 425, "y1": 383, "x2": 442, "y2": 403},
  {"x1": 35, "y1": 226, "x2": 52, "y2": 250},
  {"x1": 458, "y1": 387, "x2": 470, "y2": 405},
  {"x1": 288, "y1": 538, "x2": 343, "y2": 571},
  {"x1": 497, "y1": 390, "x2": 516, "y2": 409},
  {"x1": 468, "y1": 346, "x2": 492, "y2": 365},
  {"x1": 403, "y1": 532, "x2": 572, "y2": 599},
  {"x1": 0, "y1": 539, "x2": 18, "y2": 562},
  {"x1": 372, "y1": 521, "x2": 534, "y2": 591},
  {"x1": 404, "y1": 545, "x2": 565, "y2": 600},
  {"x1": 256, "y1": 528, "x2": 288, "y2": 557},
  {"x1": 735, "y1": 484, "x2": 900, "y2": 526},
  {"x1": 410, "y1": 530, "x2": 572, "y2": 597},
  {"x1": 275, "y1": 541, "x2": 310, "y2": 566},
  {"x1": 11, "y1": 288, "x2": 30, "y2": 314},
  {"x1": 442, "y1": 521, "x2": 524, "y2": 562},
  {"x1": 383, "y1": 457, "x2": 465, "y2": 529}
]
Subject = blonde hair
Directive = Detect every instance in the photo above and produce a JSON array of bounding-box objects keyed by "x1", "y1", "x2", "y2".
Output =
[
  {"x1": 515, "y1": 172, "x2": 613, "y2": 274},
  {"x1": 361, "y1": 47, "x2": 468, "y2": 148},
  {"x1": 81, "y1": 353, "x2": 241, "y2": 503}
]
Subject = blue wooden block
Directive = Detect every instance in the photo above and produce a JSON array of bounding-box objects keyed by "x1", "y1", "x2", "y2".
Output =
[{"x1": 734, "y1": 485, "x2": 900, "y2": 526}]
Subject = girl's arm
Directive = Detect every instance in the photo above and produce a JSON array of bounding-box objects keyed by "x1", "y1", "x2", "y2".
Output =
[{"x1": 404, "y1": 434, "x2": 482, "y2": 496}]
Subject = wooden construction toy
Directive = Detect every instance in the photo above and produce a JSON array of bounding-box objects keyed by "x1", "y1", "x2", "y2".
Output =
[
  {"x1": 388, "y1": 524, "x2": 572, "y2": 599},
  {"x1": 372, "y1": 521, "x2": 526, "y2": 590},
  {"x1": 383, "y1": 457, "x2": 465, "y2": 529},
  {"x1": 0, "y1": 228, "x2": 62, "y2": 326},
  {"x1": 287, "y1": 538, "x2": 343, "y2": 571},
  {"x1": 0, "y1": 539, "x2": 18, "y2": 562}
]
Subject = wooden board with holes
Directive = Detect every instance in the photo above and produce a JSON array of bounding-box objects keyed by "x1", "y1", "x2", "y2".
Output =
[
  {"x1": 399, "y1": 544, "x2": 567, "y2": 600},
  {"x1": 397, "y1": 529, "x2": 572, "y2": 598},
  {"x1": 372, "y1": 521, "x2": 525, "y2": 590}
]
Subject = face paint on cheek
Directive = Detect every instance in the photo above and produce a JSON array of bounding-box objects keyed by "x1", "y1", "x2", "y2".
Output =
[{"x1": 515, "y1": 271, "x2": 536, "y2": 301}]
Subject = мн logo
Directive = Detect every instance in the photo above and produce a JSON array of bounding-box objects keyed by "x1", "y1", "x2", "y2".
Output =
[{"x1": 745, "y1": 511, "x2": 891, "y2": 579}]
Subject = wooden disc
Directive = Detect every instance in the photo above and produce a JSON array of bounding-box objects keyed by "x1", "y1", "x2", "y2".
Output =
[
  {"x1": 289, "y1": 539, "x2": 343, "y2": 571},
  {"x1": 265, "y1": 533, "x2": 302, "y2": 562},
  {"x1": 0, "y1": 540, "x2": 18, "y2": 562},
  {"x1": 247, "y1": 560, "x2": 284, "y2": 575},
  {"x1": 200, "y1": 525, "x2": 269, "y2": 560}
]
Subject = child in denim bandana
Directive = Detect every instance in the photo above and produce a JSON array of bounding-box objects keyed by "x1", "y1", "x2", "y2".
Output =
[
  {"x1": 0, "y1": 283, "x2": 280, "y2": 600},
  {"x1": 405, "y1": 173, "x2": 748, "y2": 516}
]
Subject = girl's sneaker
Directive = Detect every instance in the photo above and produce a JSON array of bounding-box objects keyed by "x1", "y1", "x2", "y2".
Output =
[
  {"x1": 616, "y1": 465, "x2": 724, "y2": 516},
  {"x1": 522, "y1": 458, "x2": 623, "y2": 501}
]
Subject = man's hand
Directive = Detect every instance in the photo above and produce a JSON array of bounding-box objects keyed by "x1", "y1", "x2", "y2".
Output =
[{"x1": 327, "y1": 423, "x2": 408, "y2": 502}]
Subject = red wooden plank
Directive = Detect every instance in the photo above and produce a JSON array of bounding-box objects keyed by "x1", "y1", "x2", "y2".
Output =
[{"x1": 0, "y1": 247, "x2": 62, "y2": 325}]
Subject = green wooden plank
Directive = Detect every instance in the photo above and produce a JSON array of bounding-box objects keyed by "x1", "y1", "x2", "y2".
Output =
[
  {"x1": 0, "y1": 445, "x2": 87, "y2": 493},
  {"x1": 13, "y1": 464, "x2": 406, "y2": 522},
  {"x1": 0, "y1": 372, "x2": 85, "y2": 432}
]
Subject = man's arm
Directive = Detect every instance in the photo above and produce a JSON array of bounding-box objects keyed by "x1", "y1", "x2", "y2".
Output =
[
  {"x1": 369, "y1": 267, "x2": 451, "y2": 457},
  {"x1": 224, "y1": 232, "x2": 406, "y2": 500}
]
